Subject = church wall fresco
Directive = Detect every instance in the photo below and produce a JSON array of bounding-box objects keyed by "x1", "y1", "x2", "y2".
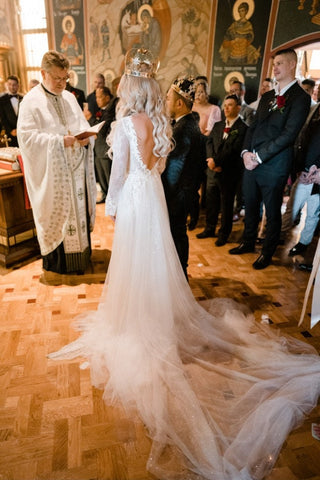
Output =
[
  {"x1": 211, "y1": 0, "x2": 272, "y2": 104},
  {"x1": 48, "y1": 0, "x2": 320, "y2": 101},
  {"x1": 52, "y1": 0, "x2": 87, "y2": 94},
  {"x1": 273, "y1": 0, "x2": 320, "y2": 49},
  {"x1": 83, "y1": 0, "x2": 211, "y2": 96}
]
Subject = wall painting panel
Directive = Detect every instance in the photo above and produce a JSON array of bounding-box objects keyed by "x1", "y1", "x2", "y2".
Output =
[
  {"x1": 52, "y1": 0, "x2": 87, "y2": 94},
  {"x1": 85, "y1": 0, "x2": 211, "y2": 95},
  {"x1": 211, "y1": 0, "x2": 272, "y2": 104}
]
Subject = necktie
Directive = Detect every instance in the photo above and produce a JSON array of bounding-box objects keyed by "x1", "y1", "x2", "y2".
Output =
[{"x1": 224, "y1": 127, "x2": 231, "y2": 134}]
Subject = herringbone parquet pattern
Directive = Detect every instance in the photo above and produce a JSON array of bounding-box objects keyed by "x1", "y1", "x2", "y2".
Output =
[{"x1": 0, "y1": 204, "x2": 319, "y2": 480}]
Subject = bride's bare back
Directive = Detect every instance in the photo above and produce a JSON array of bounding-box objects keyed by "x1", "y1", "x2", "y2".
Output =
[{"x1": 131, "y1": 112, "x2": 158, "y2": 171}]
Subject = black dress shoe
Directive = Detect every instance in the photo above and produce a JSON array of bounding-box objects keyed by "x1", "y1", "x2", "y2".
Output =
[
  {"x1": 188, "y1": 220, "x2": 197, "y2": 231},
  {"x1": 196, "y1": 229, "x2": 216, "y2": 239},
  {"x1": 229, "y1": 242, "x2": 255, "y2": 255},
  {"x1": 298, "y1": 263, "x2": 313, "y2": 272},
  {"x1": 215, "y1": 238, "x2": 227, "y2": 247},
  {"x1": 288, "y1": 242, "x2": 308, "y2": 257},
  {"x1": 252, "y1": 254, "x2": 272, "y2": 270}
]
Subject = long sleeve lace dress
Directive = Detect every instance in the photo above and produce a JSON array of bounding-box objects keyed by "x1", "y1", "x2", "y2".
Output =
[{"x1": 49, "y1": 114, "x2": 320, "y2": 480}]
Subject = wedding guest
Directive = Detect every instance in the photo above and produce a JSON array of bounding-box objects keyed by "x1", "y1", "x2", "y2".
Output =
[
  {"x1": 0, "y1": 75, "x2": 23, "y2": 147},
  {"x1": 229, "y1": 80, "x2": 255, "y2": 126},
  {"x1": 192, "y1": 79, "x2": 221, "y2": 135},
  {"x1": 86, "y1": 73, "x2": 105, "y2": 117},
  {"x1": 89, "y1": 86, "x2": 114, "y2": 203},
  {"x1": 28, "y1": 78, "x2": 40, "y2": 90},
  {"x1": 281, "y1": 98, "x2": 320, "y2": 256},
  {"x1": 190, "y1": 79, "x2": 221, "y2": 230},
  {"x1": 65, "y1": 82, "x2": 86, "y2": 110},
  {"x1": 249, "y1": 77, "x2": 274, "y2": 111},
  {"x1": 228, "y1": 79, "x2": 255, "y2": 221},
  {"x1": 229, "y1": 48, "x2": 310, "y2": 269},
  {"x1": 197, "y1": 94, "x2": 247, "y2": 245},
  {"x1": 301, "y1": 78, "x2": 317, "y2": 105}
]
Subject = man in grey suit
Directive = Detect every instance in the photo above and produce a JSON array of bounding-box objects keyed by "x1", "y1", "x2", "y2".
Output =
[
  {"x1": 229, "y1": 80, "x2": 255, "y2": 126},
  {"x1": 229, "y1": 48, "x2": 310, "y2": 269}
]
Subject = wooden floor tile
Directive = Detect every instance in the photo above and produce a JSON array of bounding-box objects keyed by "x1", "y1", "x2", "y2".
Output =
[{"x1": 0, "y1": 204, "x2": 319, "y2": 479}]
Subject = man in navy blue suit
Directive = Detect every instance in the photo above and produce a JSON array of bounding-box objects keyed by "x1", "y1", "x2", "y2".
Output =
[{"x1": 229, "y1": 48, "x2": 310, "y2": 269}]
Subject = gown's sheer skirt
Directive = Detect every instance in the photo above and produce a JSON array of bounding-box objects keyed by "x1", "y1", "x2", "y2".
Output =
[{"x1": 48, "y1": 116, "x2": 320, "y2": 480}]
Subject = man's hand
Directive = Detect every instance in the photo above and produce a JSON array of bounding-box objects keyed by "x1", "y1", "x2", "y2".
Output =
[
  {"x1": 206, "y1": 157, "x2": 215, "y2": 170},
  {"x1": 64, "y1": 135, "x2": 76, "y2": 147},
  {"x1": 77, "y1": 137, "x2": 90, "y2": 147},
  {"x1": 307, "y1": 165, "x2": 320, "y2": 185},
  {"x1": 298, "y1": 171, "x2": 313, "y2": 185},
  {"x1": 243, "y1": 151, "x2": 259, "y2": 170},
  {"x1": 207, "y1": 157, "x2": 222, "y2": 173}
]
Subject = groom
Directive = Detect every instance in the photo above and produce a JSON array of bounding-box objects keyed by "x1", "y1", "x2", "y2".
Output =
[
  {"x1": 162, "y1": 77, "x2": 202, "y2": 279},
  {"x1": 229, "y1": 48, "x2": 310, "y2": 269}
]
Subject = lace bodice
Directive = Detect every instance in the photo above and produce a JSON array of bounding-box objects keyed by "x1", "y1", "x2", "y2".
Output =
[{"x1": 105, "y1": 115, "x2": 165, "y2": 216}]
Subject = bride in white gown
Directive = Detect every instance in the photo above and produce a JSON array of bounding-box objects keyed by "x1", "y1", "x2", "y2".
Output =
[{"x1": 48, "y1": 49, "x2": 320, "y2": 480}]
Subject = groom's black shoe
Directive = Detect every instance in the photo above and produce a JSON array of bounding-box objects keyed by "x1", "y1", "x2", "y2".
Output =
[
  {"x1": 229, "y1": 242, "x2": 255, "y2": 255},
  {"x1": 196, "y1": 229, "x2": 216, "y2": 239},
  {"x1": 252, "y1": 254, "x2": 272, "y2": 270}
]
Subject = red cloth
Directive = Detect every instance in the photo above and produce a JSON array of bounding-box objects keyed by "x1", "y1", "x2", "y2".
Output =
[{"x1": 17, "y1": 155, "x2": 31, "y2": 210}]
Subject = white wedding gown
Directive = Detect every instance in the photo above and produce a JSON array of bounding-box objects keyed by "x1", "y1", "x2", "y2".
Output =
[{"x1": 49, "y1": 115, "x2": 320, "y2": 480}]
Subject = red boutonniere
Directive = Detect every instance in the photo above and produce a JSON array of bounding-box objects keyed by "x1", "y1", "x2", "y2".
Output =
[
  {"x1": 269, "y1": 95, "x2": 286, "y2": 114},
  {"x1": 95, "y1": 110, "x2": 102, "y2": 120}
]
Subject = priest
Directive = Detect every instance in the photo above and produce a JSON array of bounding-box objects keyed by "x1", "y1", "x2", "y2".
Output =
[{"x1": 17, "y1": 50, "x2": 96, "y2": 275}]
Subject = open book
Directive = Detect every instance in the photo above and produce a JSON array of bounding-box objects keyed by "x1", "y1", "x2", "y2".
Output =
[{"x1": 74, "y1": 120, "x2": 105, "y2": 140}]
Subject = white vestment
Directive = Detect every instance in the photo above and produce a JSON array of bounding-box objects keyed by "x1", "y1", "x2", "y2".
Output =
[{"x1": 17, "y1": 84, "x2": 96, "y2": 261}]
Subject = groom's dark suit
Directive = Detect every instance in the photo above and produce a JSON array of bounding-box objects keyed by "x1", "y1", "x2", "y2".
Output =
[
  {"x1": 162, "y1": 113, "x2": 202, "y2": 278},
  {"x1": 242, "y1": 82, "x2": 310, "y2": 257},
  {"x1": 206, "y1": 117, "x2": 247, "y2": 242}
]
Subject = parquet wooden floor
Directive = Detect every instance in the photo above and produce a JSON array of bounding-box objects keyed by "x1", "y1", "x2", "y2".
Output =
[{"x1": 0, "y1": 203, "x2": 320, "y2": 480}]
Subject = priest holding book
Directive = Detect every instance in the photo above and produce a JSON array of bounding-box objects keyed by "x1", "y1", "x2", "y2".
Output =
[{"x1": 17, "y1": 50, "x2": 97, "y2": 276}]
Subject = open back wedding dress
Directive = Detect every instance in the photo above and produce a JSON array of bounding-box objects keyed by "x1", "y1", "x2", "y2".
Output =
[{"x1": 49, "y1": 115, "x2": 320, "y2": 480}]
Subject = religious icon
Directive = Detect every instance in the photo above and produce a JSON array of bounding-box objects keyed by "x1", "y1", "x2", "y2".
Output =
[
  {"x1": 219, "y1": 0, "x2": 261, "y2": 65},
  {"x1": 60, "y1": 15, "x2": 83, "y2": 65}
]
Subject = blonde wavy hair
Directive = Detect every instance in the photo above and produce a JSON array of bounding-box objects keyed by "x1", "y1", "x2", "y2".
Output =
[{"x1": 108, "y1": 74, "x2": 173, "y2": 160}]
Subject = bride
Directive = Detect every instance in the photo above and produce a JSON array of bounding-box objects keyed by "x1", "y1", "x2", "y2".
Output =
[{"x1": 49, "y1": 49, "x2": 320, "y2": 480}]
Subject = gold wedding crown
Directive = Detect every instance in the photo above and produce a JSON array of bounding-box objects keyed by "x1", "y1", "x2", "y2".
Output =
[
  {"x1": 124, "y1": 48, "x2": 159, "y2": 78},
  {"x1": 171, "y1": 77, "x2": 196, "y2": 102}
]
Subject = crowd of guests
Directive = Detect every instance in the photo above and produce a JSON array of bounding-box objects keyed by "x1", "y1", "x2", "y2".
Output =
[{"x1": 1, "y1": 47, "x2": 319, "y2": 277}]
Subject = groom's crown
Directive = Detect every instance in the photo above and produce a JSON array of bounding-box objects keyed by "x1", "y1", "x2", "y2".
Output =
[
  {"x1": 171, "y1": 77, "x2": 196, "y2": 102},
  {"x1": 124, "y1": 48, "x2": 159, "y2": 79}
]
